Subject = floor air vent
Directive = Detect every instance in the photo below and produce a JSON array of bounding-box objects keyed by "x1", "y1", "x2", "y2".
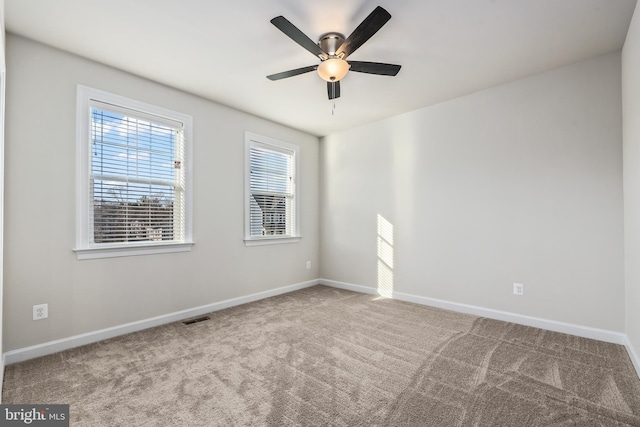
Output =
[{"x1": 182, "y1": 316, "x2": 210, "y2": 325}]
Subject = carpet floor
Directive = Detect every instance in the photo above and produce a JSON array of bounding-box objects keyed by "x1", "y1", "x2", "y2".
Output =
[{"x1": 3, "y1": 285, "x2": 640, "y2": 426}]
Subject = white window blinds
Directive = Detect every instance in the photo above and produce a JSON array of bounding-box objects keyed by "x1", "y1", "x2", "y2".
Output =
[
  {"x1": 249, "y1": 142, "x2": 296, "y2": 238},
  {"x1": 89, "y1": 102, "x2": 185, "y2": 245}
]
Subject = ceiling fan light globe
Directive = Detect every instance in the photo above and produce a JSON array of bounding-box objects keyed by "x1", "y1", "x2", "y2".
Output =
[{"x1": 317, "y1": 58, "x2": 350, "y2": 82}]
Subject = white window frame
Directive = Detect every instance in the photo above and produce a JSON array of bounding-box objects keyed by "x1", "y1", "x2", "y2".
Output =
[
  {"x1": 244, "y1": 132, "x2": 301, "y2": 246},
  {"x1": 75, "y1": 85, "x2": 194, "y2": 260}
]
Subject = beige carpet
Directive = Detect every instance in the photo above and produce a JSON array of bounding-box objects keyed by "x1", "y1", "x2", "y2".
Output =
[{"x1": 3, "y1": 285, "x2": 640, "y2": 426}]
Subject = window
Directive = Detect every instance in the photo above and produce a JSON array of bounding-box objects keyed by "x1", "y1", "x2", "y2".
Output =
[
  {"x1": 75, "y1": 86, "x2": 193, "y2": 259},
  {"x1": 244, "y1": 132, "x2": 300, "y2": 246}
]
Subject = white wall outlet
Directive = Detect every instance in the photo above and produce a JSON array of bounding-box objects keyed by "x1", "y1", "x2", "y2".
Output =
[
  {"x1": 513, "y1": 283, "x2": 524, "y2": 296},
  {"x1": 306, "y1": 261, "x2": 311, "y2": 269},
  {"x1": 33, "y1": 303, "x2": 48, "y2": 320}
]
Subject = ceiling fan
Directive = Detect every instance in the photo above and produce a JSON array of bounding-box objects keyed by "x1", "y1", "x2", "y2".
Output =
[{"x1": 267, "y1": 6, "x2": 401, "y2": 100}]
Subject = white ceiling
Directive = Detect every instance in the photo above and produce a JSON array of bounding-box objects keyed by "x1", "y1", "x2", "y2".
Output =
[{"x1": 4, "y1": 0, "x2": 637, "y2": 137}]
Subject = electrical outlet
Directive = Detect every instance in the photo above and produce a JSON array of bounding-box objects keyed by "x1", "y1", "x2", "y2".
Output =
[
  {"x1": 513, "y1": 283, "x2": 524, "y2": 296},
  {"x1": 33, "y1": 304, "x2": 48, "y2": 320},
  {"x1": 306, "y1": 261, "x2": 311, "y2": 269}
]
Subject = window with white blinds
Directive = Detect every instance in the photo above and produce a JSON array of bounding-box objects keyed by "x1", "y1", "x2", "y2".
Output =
[
  {"x1": 90, "y1": 104, "x2": 184, "y2": 244},
  {"x1": 245, "y1": 133, "x2": 300, "y2": 245},
  {"x1": 75, "y1": 86, "x2": 193, "y2": 259}
]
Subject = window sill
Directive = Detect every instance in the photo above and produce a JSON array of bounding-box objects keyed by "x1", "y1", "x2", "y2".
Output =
[
  {"x1": 244, "y1": 236, "x2": 301, "y2": 247},
  {"x1": 74, "y1": 242, "x2": 195, "y2": 260}
]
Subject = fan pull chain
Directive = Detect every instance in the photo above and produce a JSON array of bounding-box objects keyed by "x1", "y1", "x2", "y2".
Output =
[{"x1": 332, "y1": 102, "x2": 336, "y2": 116}]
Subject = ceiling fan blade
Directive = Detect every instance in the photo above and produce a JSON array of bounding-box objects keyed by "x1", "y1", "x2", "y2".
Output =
[
  {"x1": 267, "y1": 65, "x2": 318, "y2": 81},
  {"x1": 336, "y1": 6, "x2": 391, "y2": 59},
  {"x1": 348, "y1": 61, "x2": 401, "y2": 76},
  {"x1": 271, "y1": 16, "x2": 328, "y2": 60},
  {"x1": 327, "y1": 81, "x2": 341, "y2": 100}
]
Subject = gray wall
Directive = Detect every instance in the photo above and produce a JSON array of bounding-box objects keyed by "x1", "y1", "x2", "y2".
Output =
[
  {"x1": 4, "y1": 35, "x2": 320, "y2": 351},
  {"x1": 320, "y1": 52, "x2": 625, "y2": 331},
  {"x1": 623, "y1": 5, "x2": 640, "y2": 365},
  {"x1": 0, "y1": 0, "x2": 5, "y2": 394},
  {"x1": 3, "y1": 30, "x2": 632, "y2": 354}
]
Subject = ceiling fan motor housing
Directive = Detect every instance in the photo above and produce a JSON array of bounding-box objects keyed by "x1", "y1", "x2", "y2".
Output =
[{"x1": 318, "y1": 32, "x2": 345, "y2": 57}]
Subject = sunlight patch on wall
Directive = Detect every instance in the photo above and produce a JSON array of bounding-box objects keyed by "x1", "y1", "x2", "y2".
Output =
[{"x1": 377, "y1": 214, "x2": 394, "y2": 298}]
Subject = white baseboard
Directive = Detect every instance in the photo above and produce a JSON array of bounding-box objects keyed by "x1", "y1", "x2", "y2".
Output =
[
  {"x1": 624, "y1": 336, "x2": 640, "y2": 379},
  {"x1": 5, "y1": 277, "x2": 637, "y2": 377},
  {"x1": 4, "y1": 279, "x2": 320, "y2": 365},
  {"x1": 320, "y1": 279, "x2": 627, "y2": 345}
]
